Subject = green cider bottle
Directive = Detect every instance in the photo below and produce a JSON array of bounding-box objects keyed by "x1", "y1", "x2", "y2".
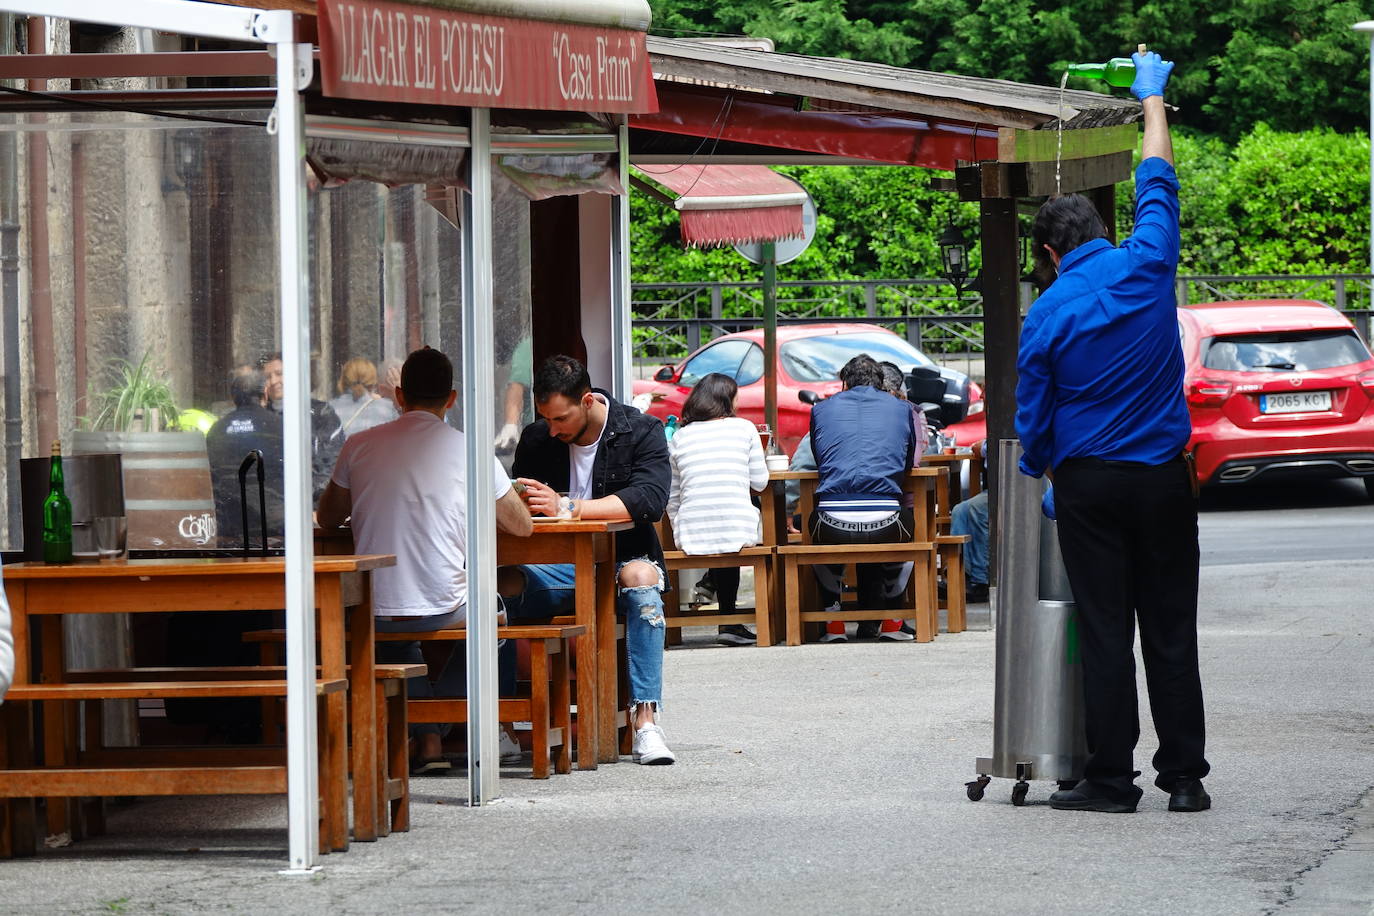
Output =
[
  {"x1": 42, "y1": 439, "x2": 73, "y2": 564},
  {"x1": 1067, "y1": 58, "x2": 1135, "y2": 88}
]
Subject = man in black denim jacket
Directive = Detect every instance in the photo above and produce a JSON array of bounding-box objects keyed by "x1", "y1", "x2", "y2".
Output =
[{"x1": 505, "y1": 356, "x2": 677, "y2": 765}]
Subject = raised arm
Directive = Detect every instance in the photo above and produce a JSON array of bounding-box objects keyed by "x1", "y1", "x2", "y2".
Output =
[{"x1": 1131, "y1": 50, "x2": 1174, "y2": 166}]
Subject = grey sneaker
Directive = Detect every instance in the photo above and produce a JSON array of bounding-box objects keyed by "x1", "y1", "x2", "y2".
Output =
[
  {"x1": 716, "y1": 624, "x2": 757, "y2": 646},
  {"x1": 632, "y1": 723, "x2": 677, "y2": 765}
]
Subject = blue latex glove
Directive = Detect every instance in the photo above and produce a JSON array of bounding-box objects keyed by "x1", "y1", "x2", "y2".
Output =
[
  {"x1": 1041, "y1": 486, "x2": 1057, "y2": 520},
  {"x1": 1130, "y1": 50, "x2": 1174, "y2": 101}
]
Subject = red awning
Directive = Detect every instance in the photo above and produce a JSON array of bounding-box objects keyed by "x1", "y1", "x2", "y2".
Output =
[{"x1": 633, "y1": 164, "x2": 805, "y2": 248}]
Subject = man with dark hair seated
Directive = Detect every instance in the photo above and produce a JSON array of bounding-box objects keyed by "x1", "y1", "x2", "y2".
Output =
[
  {"x1": 317, "y1": 346, "x2": 533, "y2": 774},
  {"x1": 504, "y1": 355, "x2": 677, "y2": 765},
  {"x1": 809, "y1": 353, "x2": 920, "y2": 643}
]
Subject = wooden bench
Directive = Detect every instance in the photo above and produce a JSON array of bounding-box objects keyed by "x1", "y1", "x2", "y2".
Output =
[
  {"x1": 656, "y1": 518, "x2": 775, "y2": 647},
  {"x1": 64, "y1": 664, "x2": 424, "y2": 837},
  {"x1": 0, "y1": 678, "x2": 348, "y2": 855},
  {"x1": 246, "y1": 624, "x2": 584, "y2": 778}
]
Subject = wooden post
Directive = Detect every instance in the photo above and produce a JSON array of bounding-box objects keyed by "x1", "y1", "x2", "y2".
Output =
[
  {"x1": 1087, "y1": 185, "x2": 1117, "y2": 244},
  {"x1": 979, "y1": 195, "x2": 1021, "y2": 580}
]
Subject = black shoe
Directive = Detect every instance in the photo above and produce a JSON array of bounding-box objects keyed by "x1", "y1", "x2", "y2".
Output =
[
  {"x1": 937, "y1": 580, "x2": 949, "y2": 600},
  {"x1": 716, "y1": 624, "x2": 757, "y2": 646},
  {"x1": 1049, "y1": 780, "x2": 1139, "y2": 813},
  {"x1": 965, "y1": 582, "x2": 990, "y2": 603},
  {"x1": 1167, "y1": 779, "x2": 1211, "y2": 812},
  {"x1": 855, "y1": 621, "x2": 881, "y2": 640}
]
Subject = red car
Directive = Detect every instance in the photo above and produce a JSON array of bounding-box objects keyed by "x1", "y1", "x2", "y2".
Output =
[
  {"x1": 944, "y1": 299, "x2": 1374, "y2": 496},
  {"x1": 633, "y1": 324, "x2": 981, "y2": 457},
  {"x1": 1180, "y1": 299, "x2": 1374, "y2": 495}
]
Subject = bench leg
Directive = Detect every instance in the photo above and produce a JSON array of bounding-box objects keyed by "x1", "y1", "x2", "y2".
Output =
[
  {"x1": 943, "y1": 544, "x2": 967, "y2": 634},
  {"x1": 530, "y1": 640, "x2": 551, "y2": 780},
  {"x1": 552, "y1": 640, "x2": 572, "y2": 776},
  {"x1": 387, "y1": 682, "x2": 409, "y2": 833},
  {"x1": 914, "y1": 554, "x2": 936, "y2": 643},
  {"x1": 372, "y1": 683, "x2": 391, "y2": 838},
  {"x1": 749, "y1": 558, "x2": 772, "y2": 647},
  {"x1": 784, "y1": 557, "x2": 802, "y2": 646}
]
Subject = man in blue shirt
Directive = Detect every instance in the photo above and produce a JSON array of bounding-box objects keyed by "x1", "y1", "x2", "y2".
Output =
[{"x1": 1015, "y1": 50, "x2": 1210, "y2": 815}]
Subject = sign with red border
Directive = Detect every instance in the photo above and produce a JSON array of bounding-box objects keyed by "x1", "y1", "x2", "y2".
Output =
[{"x1": 318, "y1": 0, "x2": 658, "y2": 114}]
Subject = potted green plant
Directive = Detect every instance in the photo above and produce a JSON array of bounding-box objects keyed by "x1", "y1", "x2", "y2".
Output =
[
  {"x1": 74, "y1": 350, "x2": 216, "y2": 549},
  {"x1": 84, "y1": 350, "x2": 182, "y2": 432}
]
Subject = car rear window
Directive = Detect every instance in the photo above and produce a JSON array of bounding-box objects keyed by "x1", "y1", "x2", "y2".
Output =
[
  {"x1": 780, "y1": 333, "x2": 934, "y2": 383},
  {"x1": 1202, "y1": 330, "x2": 1371, "y2": 372}
]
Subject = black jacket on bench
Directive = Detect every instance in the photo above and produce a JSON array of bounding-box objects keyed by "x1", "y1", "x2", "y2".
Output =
[{"x1": 512, "y1": 390, "x2": 670, "y2": 577}]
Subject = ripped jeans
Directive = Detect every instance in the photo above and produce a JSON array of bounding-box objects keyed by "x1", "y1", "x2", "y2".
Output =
[{"x1": 502, "y1": 560, "x2": 666, "y2": 710}]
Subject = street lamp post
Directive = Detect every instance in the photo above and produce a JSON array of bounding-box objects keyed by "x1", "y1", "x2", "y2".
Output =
[{"x1": 1354, "y1": 21, "x2": 1374, "y2": 277}]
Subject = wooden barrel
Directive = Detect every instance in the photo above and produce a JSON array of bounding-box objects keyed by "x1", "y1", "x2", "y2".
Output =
[{"x1": 73, "y1": 430, "x2": 217, "y2": 549}]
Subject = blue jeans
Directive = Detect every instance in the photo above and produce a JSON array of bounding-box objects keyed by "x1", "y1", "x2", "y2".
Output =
[
  {"x1": 504, "y1": 561, "x2": 666, "y2": 709},
  {"x1": 951, "y1": 490, "x2": 989, "y2": 586}
]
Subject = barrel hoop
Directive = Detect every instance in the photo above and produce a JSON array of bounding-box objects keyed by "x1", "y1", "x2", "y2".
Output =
[
  {"x1": 125, "y1": 499, "x2": 215, "y2": 511},
  {"x1": 122, "y1": 457, "x2": 210, "y2": 470}
]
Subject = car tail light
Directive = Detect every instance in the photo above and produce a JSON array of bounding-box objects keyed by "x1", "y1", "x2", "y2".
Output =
[
  {"x1": 1187, "y1": 378, "x2": 1232, "y2": 406},
  {"x1": 967, "y1": 399, "x2": 985, "y2": 415},
  {"x1": 1358, "y1": 369, "x2": 1374, "y2": 394}
]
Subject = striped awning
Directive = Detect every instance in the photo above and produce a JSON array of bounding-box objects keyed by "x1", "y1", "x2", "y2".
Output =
[{"x1": 632, "y1": 164, "x2": 805, "y2": 248}]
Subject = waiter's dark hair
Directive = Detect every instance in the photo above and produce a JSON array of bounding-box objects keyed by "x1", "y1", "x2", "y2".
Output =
[
  {"x1": 838, "y1": 354, "x2": 884, "y2": 390},
  {"x1": 681, "y1": 373, "x2": 737, "y2": 424},
  {"x1": 400, "y1": 346, "x2": 453, "y2": 408},
  {"x1": 533, "y1": 355, "x2": 592, "y2": 404},
  {"x1": 1032, "y1": 194, "x2": 1108, "y2": 269}
]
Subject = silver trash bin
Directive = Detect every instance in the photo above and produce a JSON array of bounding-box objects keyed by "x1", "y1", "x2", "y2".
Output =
[{"x1": 968, "y1": 439, "x2": 1087, "y2": 805}]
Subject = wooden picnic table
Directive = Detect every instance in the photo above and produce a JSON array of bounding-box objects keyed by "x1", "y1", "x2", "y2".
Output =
[{"x1": 0, "y1": 554, "x2": 394, "y2": 856}]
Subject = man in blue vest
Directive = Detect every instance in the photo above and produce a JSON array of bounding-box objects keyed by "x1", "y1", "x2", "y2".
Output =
[{"x1": 1016, "y1": 50, "x2": 1209, "y2": 814}]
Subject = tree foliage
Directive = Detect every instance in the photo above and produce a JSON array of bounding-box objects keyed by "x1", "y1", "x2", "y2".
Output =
[{"x1": 634, "y1": 1, "x2": 1374, "y2": 284}]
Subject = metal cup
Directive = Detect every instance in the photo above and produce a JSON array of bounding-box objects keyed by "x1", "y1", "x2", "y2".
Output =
[{"x1": 94, "y1": 515, "x2": 128, "y2": 559}]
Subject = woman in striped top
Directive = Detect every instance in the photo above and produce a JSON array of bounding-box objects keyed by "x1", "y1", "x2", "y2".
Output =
[{"x1": 665, "y1": 373, "x2": 769, "y2": 645}]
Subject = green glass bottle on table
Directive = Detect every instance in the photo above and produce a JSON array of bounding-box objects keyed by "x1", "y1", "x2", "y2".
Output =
[
  {"x1": 1067, "y1": 58, "x2": 1136, "y2": 88},
  {"x1": 42, "y1": 439, "x2": 73, "y2": 564}
]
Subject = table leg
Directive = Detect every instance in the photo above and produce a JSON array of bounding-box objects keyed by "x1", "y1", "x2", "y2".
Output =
[
  {"x1": 315, "y1": 577, "x2": 349, "y2": 852},
  {"x1": 594, "y1": 546, "x2": 618, "y2": 764},
  {"x1": 572, "y1": 538, "x2": 599, "y2": 770},
  {"x1": 1, "y1": 701, "x2": 38, "y2": 858},
  {"x1": 40, "y1": 616, "x2": 73, "y2": 840},
  {"x1": 346, "y1": 575, "x2": 377, "y2": 842}
]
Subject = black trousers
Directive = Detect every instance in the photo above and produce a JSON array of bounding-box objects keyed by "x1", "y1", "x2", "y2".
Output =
[{"x1": 1054, "y1": 455, "x2": 1209, "y2": 796}]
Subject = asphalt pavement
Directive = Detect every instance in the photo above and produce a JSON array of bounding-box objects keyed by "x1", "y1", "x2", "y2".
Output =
[{"x1": 1, "y1": 486, "x2": 1371, "y2": 915}]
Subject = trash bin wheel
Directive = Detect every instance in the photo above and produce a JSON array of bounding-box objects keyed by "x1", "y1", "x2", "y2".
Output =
[
  {"x1": 965, "y1": 775, "x2": 990, "y2": 802},
  {"x1": 1011, "y1": 780, "x2": 1030, "y2": 806}
]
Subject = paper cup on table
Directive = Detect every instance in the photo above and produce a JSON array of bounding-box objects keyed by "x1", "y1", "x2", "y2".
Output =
[{"x1": 766, "y1": 455, "x2": 790, "y2": 473}]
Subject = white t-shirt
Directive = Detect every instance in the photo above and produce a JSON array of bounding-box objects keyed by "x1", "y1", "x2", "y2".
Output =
[
  {"x1": 330, "y1": 410, "x2": 511, "y2": 619},
  {"x1": 567, "y1": 394, "x2": 608, "y2": 499}
]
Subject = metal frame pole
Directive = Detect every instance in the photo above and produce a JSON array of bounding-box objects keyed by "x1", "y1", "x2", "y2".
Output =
[
  {"x1": 762, "y1": 241, "x2": 777, "y2": 436},
  {"x1": 462, "y1": 107, "x2": 500, "y2": 805},
  {"x1": 259, "y1": 13, "x2": 320, "y2": 872},
  {"x1": 609, "y1": 119, "x2": 634, "y2": 401}
]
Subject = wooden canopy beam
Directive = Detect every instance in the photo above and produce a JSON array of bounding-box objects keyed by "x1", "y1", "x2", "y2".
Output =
[{"x1": 954, "y1": 151, "x2": 1133, "y2": 201}]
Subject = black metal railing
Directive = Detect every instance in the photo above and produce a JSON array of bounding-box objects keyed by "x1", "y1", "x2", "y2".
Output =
[{"x1": 632, "y1": 274, "x2": 1374, "y2": 364}]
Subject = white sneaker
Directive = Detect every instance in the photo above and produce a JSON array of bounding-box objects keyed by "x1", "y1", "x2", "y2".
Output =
[
  {"x1": 499, "y1": 730, "x2": 524, "y2": 765},
  {"x1": 632, "y1": 723, "x2": 677, "y2": 765}
]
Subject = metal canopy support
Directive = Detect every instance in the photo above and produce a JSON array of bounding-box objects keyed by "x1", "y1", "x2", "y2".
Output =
[
  {"x1": 267, "y1": 23, "x2": 321, "y2": 874},
  {"x1": 609, "y1": 119, "x2": 633, "y2": 400},
  {"x1": 462, "y1": 106, "x2": 501, "y2": 805},
  {"x1": 1357, "y1": 21, "x2": 1374, "y2": 276},
  {"x1": 762, "y1": 242, "x2": 778, "y2": 436}
]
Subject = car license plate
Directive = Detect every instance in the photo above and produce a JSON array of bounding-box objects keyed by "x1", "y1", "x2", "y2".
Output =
[{"x1": 1259, "y1": 391, "x2": 1332, "y2": 414}]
